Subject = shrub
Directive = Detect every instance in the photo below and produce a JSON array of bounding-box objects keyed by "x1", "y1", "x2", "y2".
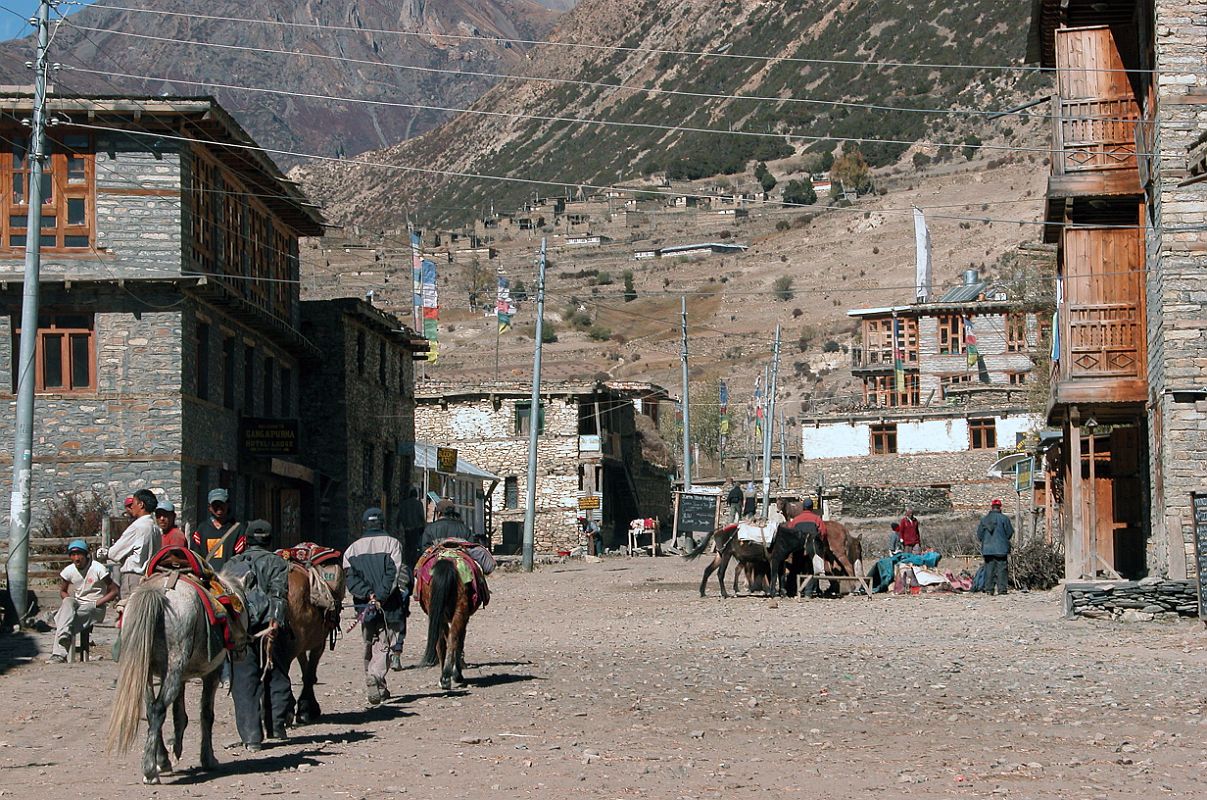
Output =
[
  {"x1": 1009, "y1": 537, "x2": 1065, "y2": 590},
  {"x1": 588, "y1": 325, "x2": 612, "y2": 341},
  {"x1": 775, "y1": 220, "x2": 790, "y2": 232},
  {"x1": 792, "y1": 308, "x2": 803, "y2": 318},
  {"x1": 541, "y1": 324, "x2": 558, "y2": 343},
  {"x1": 38, "y1": 490, "x2": 108, "y2": 541},
  {"x1": 772, "y1": 276, "x2": 794, "y2": 301},
  {"x1": 594, "y1": 271, "x2": 614, "y2": 286},
  {"x1": 822, "y1": 339, "x2": 840, "y2": 353},
  {"x1": 782, "y1": 178, "x2": 817, "y2": 206},
  {"x1": 622, "y1": 270, "x2": 637, "y2": 302}
]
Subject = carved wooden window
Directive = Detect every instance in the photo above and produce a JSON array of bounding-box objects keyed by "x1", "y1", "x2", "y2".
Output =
[
  {"x1": 870, "y1": 423, "x2": 897, "y2": 455},
  {"x1": 938, "y1": 315, "x2": 967, "y2": 355},
  {"x1": 1006, "y1": 314, "x2": 1027, "y2": 352},
  {"x1": 863, "y1": 373, "x2": 919, "y2": 407},
  {"x1": 3, "y1": 133, "x2": 94, "y2": 252},
  {"x1": 969, "y1": 418, "x2": 997, "y2": 450}
]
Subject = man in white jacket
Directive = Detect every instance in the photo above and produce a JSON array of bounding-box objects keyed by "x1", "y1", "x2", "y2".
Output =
[{"x1": 100, "y1": 488, "x2": 161, "y2": 597}]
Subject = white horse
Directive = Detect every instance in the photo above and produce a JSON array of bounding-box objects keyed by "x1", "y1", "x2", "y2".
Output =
[{"x1": 106, "y1": 571, "x2": 247, "y2": 784}]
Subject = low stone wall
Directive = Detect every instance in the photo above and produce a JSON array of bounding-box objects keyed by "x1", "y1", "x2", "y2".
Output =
[
  {"x1": 1065, "y1": 579, "x2": 1199, "y2": 622},
  {"x1": 838, "y1": 486, "x2": 953, "y2": 518}
]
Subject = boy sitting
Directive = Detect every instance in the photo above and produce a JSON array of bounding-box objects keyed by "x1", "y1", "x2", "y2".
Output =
[{"x1": 49, "y1": 539, "x2": 117, "y2": 663}]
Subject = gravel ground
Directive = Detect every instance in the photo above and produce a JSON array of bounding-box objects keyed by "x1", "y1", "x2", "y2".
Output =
[{"x1": 2, "y1": 557, "x2": 1206, "y2": 799}]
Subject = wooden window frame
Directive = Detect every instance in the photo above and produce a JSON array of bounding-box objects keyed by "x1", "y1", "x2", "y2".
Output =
[
  {"x1": 862, "y1": 373, "x2": 919, "y2": 408},
  {"x1": 515, "y1": 401, "x2": 545, "y2": 436},
  {"x1": 940, "y1": 373, "x2": 972, "y2": 398},
  {"x1": 870, "y1": 423, "x2": 898, "y2": 455},
  {"x1": 1007, "y1": 371, "x2": 1028, "y2": 385},
  {"x1": 969, "y1": 418, "x2": 997, "y2": 450},
  {"x1": 504, "y1": 476, "x2": 519, "y2": 509},
  {"x1": 2, "y1": 132, "x2": 95, "y2": 253},
  {"x1": 1006, "y1": 314, "x2": 1027, "y2": 353},
  {"x1": 938, "y1": 315, "x2": 967, "y2": 355},
  {"x1": 12, "y1": 313, "x2": 96, "y2": 394}
]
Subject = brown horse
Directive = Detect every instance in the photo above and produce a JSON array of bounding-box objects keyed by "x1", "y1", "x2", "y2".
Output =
[
  {"x1": 275, "y1": 546, "x2": 345, "y2": 726},
  {"x1": 416, "y1": 547, "x2": 487, "y2": 690},
  {"x1": 685, "y1": 517, "x2": 813, "y2": 598}
]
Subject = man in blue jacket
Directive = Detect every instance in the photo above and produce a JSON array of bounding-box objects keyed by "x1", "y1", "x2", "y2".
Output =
[
  {"x1": 343, "y1": 508, "x2": 409, "y2": 706},
  {"x1": 977, "y1": 499, "x2": 1014, "y2": 596}
]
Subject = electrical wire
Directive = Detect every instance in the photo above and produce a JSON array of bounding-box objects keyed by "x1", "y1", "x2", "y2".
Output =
[{"x1": 77, "y1": 2, "x2": 1157, "y2": 75}]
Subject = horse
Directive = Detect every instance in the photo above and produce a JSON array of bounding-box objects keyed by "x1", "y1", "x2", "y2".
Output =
[
  {"x1": 106, "y1": 570, "x2": 247, "y2": 784},
  {"x1": 686, "y1": 504, "x2": 816, "y2": 598},
  {"x1": 416, "y1": 545, "x2": 489, "y2": 690},
  {"x1": 274, "y1": 544, "x2": 346, "y2": 727}
]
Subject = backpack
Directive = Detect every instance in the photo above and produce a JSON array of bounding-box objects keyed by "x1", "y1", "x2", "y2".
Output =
[{"x1": 223, "y1": 558, "x2": 271, "y2": 630}]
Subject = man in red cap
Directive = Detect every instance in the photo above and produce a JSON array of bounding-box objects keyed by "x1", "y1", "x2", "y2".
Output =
[{"x1": 977, "y1": 499, "x2": 1014, "y2": 595}]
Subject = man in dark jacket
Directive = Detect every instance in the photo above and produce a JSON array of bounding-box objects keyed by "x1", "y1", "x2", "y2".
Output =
[
  {"x1": 191, "y1": 488, "x2": 246, "y2": 573},
  {"x1": 421, "y1": 499, "x2": 476, "y2": 550},
  {"x1": 726, "y1": 482, "x2": 744, "y2": 523},
  {"x1": 976, "y1": 499, "x2": 1014, "y2": 596},
  {"x1": 224, "y1": 519, "x2": 289, "y2": 750},
  {"x1": 342, "y1": 508, "x2": 409, "y2": 705}
]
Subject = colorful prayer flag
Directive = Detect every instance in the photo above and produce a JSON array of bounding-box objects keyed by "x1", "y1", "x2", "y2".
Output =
[
  {"x1": 496, "y1": 274, "x2": 515, "y2": 334},
  {"x1": 963, "y1": 316, "x2": 979, "y2": 368},
  {"x1": 893, "y1": 316, "x2": 905, "y2": 393},
  {"x1": 410, "y1": 232, "x2": 422, "y2": 329},
  {"x1": 753, "y1": 376, "x2": 764, "y2": 440},
  {"x1": 719, "y1": 380, "x2": 730, "y2": 436}
]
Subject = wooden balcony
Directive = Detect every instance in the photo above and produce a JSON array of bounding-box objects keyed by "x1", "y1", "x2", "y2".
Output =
[{"x1": 1046, "y1": 96, "x2": 1143, "y2": 213}]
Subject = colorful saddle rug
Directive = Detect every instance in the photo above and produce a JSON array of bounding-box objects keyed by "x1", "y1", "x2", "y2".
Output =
[
  {"x1": 415, "y1": 544, "x2": 490, "y2": 613},
  {"x1": 139, "y1": 570, "x2": 241, "y2": 652},
  {"x1": 145, "y1": 545, "x2": 210, "y2": 581},
  {"x1": 277, "y1": 542, "x2": 342, "y2": 568}
]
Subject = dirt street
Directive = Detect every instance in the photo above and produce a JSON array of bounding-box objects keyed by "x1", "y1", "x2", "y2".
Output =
[{"x1": 3, "y1": 558, "x2": 1206, "y2": 799}]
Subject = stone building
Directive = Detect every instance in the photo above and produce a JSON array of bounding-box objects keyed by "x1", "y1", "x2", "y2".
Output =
[
  {"x1": 415, "y1": 381, "x2": 673, "y2": 554},
  {"x1": 0, "y1": 95, "x2": 415, "y2": 564},
  {"x1": 800, "y1": 273, "x2": 1045, "y2": 514},
  {"x1": 1028, "y1": 1, "x2": 1207, "y2": 579},
  {"x1": 299, "y1": 298, "x2": 427, "y2": 549}
]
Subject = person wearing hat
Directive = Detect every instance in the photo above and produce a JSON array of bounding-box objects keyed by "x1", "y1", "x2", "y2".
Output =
[
  {"x1": 977, "y1": 499, "x2": 1014, "y2": 596},
  {"x1": 342, "y1": 507, "x2": 409, "y2": 705},
  {"x1": 154, "y1": 499, "x2": 186, "y2": 549},
  {"x1": 223, "y1": 519, "x2": 290, "y2": 749},
  {"x1": 191, "y1": 487, "x2": 245, "y2": 573},
  {"x1": 48, "y1": 539, "x2": 118, "y2": 664},
  {"x1": 102, "y1": 488, "x2": 162, "y2": 597},
  {"x1": 420, "y1": 499, "x2": 474, "y2": 551}
]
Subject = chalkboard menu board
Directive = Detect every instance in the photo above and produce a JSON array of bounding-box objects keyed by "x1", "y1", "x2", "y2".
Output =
[
  {"x1": 676, "y1": 493, "x2": 719, "y2": 533},
  {"x1": 1193, "y1": 492, "x2": 1207, "y2": 618}
]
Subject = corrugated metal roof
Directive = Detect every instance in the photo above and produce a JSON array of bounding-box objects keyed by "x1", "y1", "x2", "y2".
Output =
[{"x1": 412, "y1": 442, "x2": 499, "y2": 481}]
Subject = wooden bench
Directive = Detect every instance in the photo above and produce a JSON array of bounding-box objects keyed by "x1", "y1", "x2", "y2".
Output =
[{"x1": 794, "y1": 573, "x2": 874, "y2": 599}]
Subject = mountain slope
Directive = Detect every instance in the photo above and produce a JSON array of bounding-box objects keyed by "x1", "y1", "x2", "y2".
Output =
[
  {"x1": 0, "y1": 0, "x2": 562, "y2": 165},
  {"x1": 299, "y1": 0, "x2": 1045, "y2": 229}
]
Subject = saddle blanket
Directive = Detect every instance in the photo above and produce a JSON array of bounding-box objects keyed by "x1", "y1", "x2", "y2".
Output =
[
  {"x1": 278, "y1": 542, "x2": 342, "y2": 568},
  {"x1": 415, "y1": 547, "x2": 490, "y2": 613},
  {"x1": 139, "y1": 571, "x2": 239, "y2": 652},
  {"x1": 737, "y1": 521, "x2": 776, "y2": 545}
]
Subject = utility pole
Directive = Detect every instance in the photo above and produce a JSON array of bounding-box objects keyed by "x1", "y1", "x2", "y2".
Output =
[
  {"x1": 680, "y1": 296, "x2": 692, "y2": 492},
  {"x1": 521, "y1": 238, "x2": 547, "y2": 572},
  {"x1": 5, "y1": 0, "x2": 52, "y2": 624},
  {"x1": 760, "y1": 325, "x2": 781, "y2": 517}
]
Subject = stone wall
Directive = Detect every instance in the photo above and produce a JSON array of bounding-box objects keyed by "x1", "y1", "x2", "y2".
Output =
[
  {"x1": 916, "y1": 312, "x2": 1037, "y2": 400},
  {"x1": 1065, "y1": 579, "x2": 1199, "y2": 621},
  {"x1": 1146, "y1": 1, "x2": 1207, "y2": 579},
  {"x1": 839, "y1": 486, "x2": 952, "y2": 517},
  {"x1": 799, "y1": 448, "x2": 1024, "y2": 514},
  {"x1": 416, "y1": 395, "x2": 584, "y2": 553}
]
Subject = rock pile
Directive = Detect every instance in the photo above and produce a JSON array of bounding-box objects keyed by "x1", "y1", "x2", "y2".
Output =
[{"x1": 1065, "y1": 578, "x2": 1200, "y2": 622}]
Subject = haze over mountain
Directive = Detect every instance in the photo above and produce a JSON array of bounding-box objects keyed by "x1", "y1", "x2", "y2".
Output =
[{"x1": 0, "y1": 0, "x2": 564, "y2": 165}]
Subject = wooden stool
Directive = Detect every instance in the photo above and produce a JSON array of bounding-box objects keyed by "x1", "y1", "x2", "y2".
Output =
[{"x1": 69, "y1": 625, "x2": 92, "y2": 662}]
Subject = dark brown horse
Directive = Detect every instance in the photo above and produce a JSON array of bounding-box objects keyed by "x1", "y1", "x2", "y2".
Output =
[
  {"x1": 416, "y1": 548, "x2": 486, "y2": 690},
  {"x1": 685, "y1": 516, "x2": 815, "y2": 598},
  {"x1": 276, "y1": 554, "x2": 345, "y2": 725}
]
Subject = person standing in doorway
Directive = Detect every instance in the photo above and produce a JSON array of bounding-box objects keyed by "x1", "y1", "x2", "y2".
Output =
[
  {"x1": 897, "y1": 508, "x2": 922, "y2": 553},
  {"x1": 977, "y1": 499, "x2": 1014, "y2": 596}
]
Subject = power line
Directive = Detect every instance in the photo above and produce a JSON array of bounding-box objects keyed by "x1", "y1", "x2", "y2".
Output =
[
  {"x1": 77, "y1": 2, "x2": 1156, "y2": 75},
  {"x1": 60, "y1": 21, "x2": 1144, "y2": 125},
  {"x1": 61, "y1": 63, "x2": 1073, "y2": 157}
]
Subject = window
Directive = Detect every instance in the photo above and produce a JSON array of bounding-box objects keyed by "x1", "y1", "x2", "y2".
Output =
[
  {"x1": 862, "y1": 316, "x2": 918, "y2": 366},
  {"x1": 11, "y1": 313, "x2": 94, "y2": 393},
  {"x1": 515, "y1": 401, "x2": 545, "y2": 436},
  {"x1": 263, "y1": 356, "x2": 275, "y2": 416},
  {"x1": 1006, "y1": 314, "x2": 1027, "y2": 353},
  {"x1": 940, "y1": 373, "x2": 972, "y2": 398},
  {"x1": 195, "y1": 322, "x2": 210, "y2": 401},
  {"x1": 938, "y1": 316, "x2": 967, "y2": 355},
  {"x1": 504, "y1": 476, "x2": 519, "y2": 509},
  {"x1": 281, "y1": 366, "x2": 292, "y2": 416},
  {"x1": 3, "y1": 134, "x2": 94, "y2": 252},
  {"x1": 378, "y1": 339, "x2": 387, "y2": 386},
  {"x1": 362, "y1": 443, "x2": 375, "y2": 494},
  {"x1": 863, "y1": 373, "x2": 919, "y2": 408},
  {"x1": 222, "y1": 337, "x2": 236, "y2": 409},
  {"x1": 356, "y1": 330, "x2": 366, "y2": 375},
  {"x1": 1007, "y1": 371, "x2": 1028, "y2": 385},
  {"x1": 870, "y1": 423, "x2": 897, "y2": 455},
  {"x1": 969, "y1": 418, "x2": 997, "y2": 450},
  {"x1": 1037, "y1": 314, "x2": 1052, "y2": 350},
  {"x1": 243, "y1": 344, "x2": 255, "y2": 415}
]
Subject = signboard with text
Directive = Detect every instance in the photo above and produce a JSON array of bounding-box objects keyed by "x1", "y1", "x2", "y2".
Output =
[
  {"x1": 436, "y1": 447, "x2": 458, "y2": 474},
  {"x1": 676, "y1": 492, "x2": 719, "y2": 533},
  {"x1": 577, "y1": 493, "x2": 602, "y2": 511},
  {"x1": 241, "y1": 418, "x2": 299, "y2": 456}
]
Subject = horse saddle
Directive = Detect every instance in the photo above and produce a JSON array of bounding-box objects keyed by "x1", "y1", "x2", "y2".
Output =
[
  {"x1": 145, "y1": 545, "x2": 211, "y2": 581},
  {"x1": 140, "y1": 570, "x2": 242, "y2": 652},
  {"x1": 415, "y1": 546, "x2": 490, "y2": 612}
]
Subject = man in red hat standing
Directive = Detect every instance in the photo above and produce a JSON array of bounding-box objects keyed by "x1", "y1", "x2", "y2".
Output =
[{"x1": 977, "y1": 499, "x2": 1014, "y2": 595}]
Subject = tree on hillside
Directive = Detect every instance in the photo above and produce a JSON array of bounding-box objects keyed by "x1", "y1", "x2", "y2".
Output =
[
  {"x1": 622, "y1": 269, "x2": 637, "y2": 303},
  {"x1": 459, "y1": 257, "x2": 493, "y2": 310},
  {"x1": 658, "y1": 377, "x2": 724, "y2": 466},
  {"x1": 773, "y1": 276, "x2": 795, "y2": 301},
  {"x1": 782, "y1": 178, "x2": 817, "y2": 207},
  {"x1": 830, "y1": 148, "x2": 872, "y2": 195},
  {"x1": 754, "y1": 161, "x2": 777, "y2": 193}
]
